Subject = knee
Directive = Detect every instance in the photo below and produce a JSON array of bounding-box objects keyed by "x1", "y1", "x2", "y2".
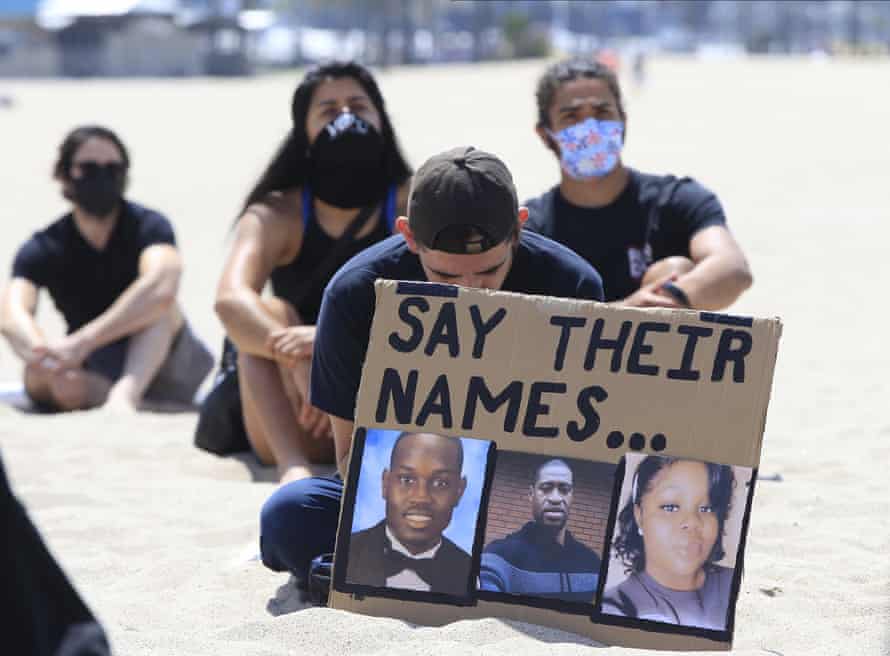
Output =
[
  {"x1": 48, "y1": 371, "x2": 90, "y2": 411},
  {"x1": 262, "y1": 296, "x2": 301, "y2": 326},
  {"x1": 259, "y1": 481, "x2": 314, "y2": 571}
]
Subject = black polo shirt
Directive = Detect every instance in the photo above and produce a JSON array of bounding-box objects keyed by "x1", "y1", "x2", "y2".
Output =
[{"x1": 12, "y1": 202, "x2": 176, "y2": 333}]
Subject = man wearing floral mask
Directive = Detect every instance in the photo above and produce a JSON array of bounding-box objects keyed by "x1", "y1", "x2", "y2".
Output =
[{"x1": 526, "y1": 58, "x2": 753, "y2": 310}]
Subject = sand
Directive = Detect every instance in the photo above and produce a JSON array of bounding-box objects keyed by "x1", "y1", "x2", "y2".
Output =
[{"x1": 1, "y1": 55, "x2": 889, "y2": 654}]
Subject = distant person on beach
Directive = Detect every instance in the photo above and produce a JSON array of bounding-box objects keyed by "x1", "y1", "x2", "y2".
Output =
[
  {"x1": 346, "y1": 432, "x2": 471, "y2": 595},
  {"x1": 258, "y1": 146, "x2": 604, "y2": 593},
  {"x1": 0, "y1": 125, "x2": 212, "y2": 413},
  {"x1": 214, "y1": 61, "x2": 412, "y2": 483},
  {"x1": 525, "y1": 57, "x2": 753, "y2": 309},
  {"x1": 479, "y1": 458, "x2": 601, "y2": 603},
  {"x1": 602, "y1": 456, "x2": 736, "y2": 630}
]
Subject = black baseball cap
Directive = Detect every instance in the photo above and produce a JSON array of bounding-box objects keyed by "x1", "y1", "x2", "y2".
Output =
[{"x1": 408, "y1": 146, "x2": 519, "y2": 254}]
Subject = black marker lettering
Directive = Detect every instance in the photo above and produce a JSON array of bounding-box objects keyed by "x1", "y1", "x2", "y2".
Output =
[
  {"x1": 550, "y1": 315, "x2": 587, "y2": 371},
  {"x1": 375, "y1": 368, "x2": 418, "y2": 423},
  {"x1": 584, "y1": 319, "x2": 633, "y2": 371},
  {"x1": 522, "y1": 382, "x2": 566, "y2": 438},
  {"x1": 462, "y1": 377, "x2": 523, "y2": 432},
  {"x1": 567, "y1": 384, "x2": 608, "y2": 442},
  {"x1": 667, "y1": 325, "x2": 714, "y2": 381},
  {"x1": 712, "y1": 328, "x2": 753, "y2": 382},
  {"x1": 388, "y1": 297, "x2": 429, "y2": 353},
  {"x1": 628, "y1": 321, "x2": 670, "y2": 376},
  {"x1": 415, "y1": 374, "x2": 453, "y2": 428}
]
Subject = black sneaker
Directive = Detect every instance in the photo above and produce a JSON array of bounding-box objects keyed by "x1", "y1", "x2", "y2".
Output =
[{"x1": 308, "y1": 553, "x2": 334, "y2": 606}]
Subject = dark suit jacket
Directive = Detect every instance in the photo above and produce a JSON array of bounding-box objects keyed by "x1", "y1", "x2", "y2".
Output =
[{"x1": 345, "y1": 520, "x2": 472, "y2": 596}]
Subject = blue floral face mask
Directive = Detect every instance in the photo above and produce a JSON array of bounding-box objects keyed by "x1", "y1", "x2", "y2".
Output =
[{"x1": 548, "y1": 118, "x2": 624, "y2": 180}]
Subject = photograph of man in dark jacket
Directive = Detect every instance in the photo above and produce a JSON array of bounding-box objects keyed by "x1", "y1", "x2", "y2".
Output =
[{"x1": 480, "y1": 459, "x2": 601, "y2": 603}]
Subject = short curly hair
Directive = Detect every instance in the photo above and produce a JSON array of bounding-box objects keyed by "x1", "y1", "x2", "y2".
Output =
[
  {"x1": 612, "y1": 456, "x2": 735, "y2": 574},
  {"x1": 534, "y1": 57, "x2": 626, "y2": 129}
]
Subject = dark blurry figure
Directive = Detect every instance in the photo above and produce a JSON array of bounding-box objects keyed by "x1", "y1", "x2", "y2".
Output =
[{"x1": 1, "y1": 453, "x2": 111, "y2": 655}]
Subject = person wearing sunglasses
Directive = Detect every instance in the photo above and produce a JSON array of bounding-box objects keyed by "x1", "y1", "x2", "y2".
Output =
[{"x1": 0, "y1": 125, "x2": 212, "y2": 412}]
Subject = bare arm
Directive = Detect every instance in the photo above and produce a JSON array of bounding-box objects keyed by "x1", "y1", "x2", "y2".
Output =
[
  {"x1": 330, "y1": 415, "x2": 356, "y2": 478},
  {"x1": 0, "y1": 278, "x2": 47, "y2": 362},
  {"x1": 214, "y1": 196, "x2": 302, "y2": 358},
  {"x1": 674, "y1": 225, "x2": 753, "y2": 310}
]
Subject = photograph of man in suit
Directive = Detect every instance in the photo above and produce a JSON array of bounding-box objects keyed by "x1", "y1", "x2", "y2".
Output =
[
  {"x1": 480, "y1": 458, "x2": 602, "y2": 603},
  {"x1": 346, "y1": 432, "x2": 472, "y2": 596}
]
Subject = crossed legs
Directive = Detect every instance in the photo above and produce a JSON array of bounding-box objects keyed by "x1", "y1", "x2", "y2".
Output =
[{"x1": 24, "y1": 305, "x2": 183, "y2": 412}]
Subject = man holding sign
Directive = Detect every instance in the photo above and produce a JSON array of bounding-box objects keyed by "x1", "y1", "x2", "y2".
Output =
[{"x1": 259, "y1": 146, "x2": 605, "y2": 591}]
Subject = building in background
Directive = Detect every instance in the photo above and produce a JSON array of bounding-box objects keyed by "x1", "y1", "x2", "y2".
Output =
[{"x1": 1, "y1": 1, "x2": 889, "y2": 78}]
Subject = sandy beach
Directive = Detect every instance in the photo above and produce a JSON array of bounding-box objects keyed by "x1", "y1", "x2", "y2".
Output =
[{"x1": 1, "y1": 56, "x2": 889, "y2": 654}]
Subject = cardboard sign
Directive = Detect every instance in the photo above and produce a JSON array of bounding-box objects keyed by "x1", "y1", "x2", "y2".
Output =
[{"x1": 331, "y1": 280, "x2": 781, "y2": 650}]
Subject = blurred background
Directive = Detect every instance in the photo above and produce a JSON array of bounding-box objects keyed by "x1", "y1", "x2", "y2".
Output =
[{"x1": 1, "y1": 0, "x2": 889, "y2": 78}]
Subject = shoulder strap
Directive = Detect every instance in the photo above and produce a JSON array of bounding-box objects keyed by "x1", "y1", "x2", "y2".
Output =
[
  {"x1": 287, "y1": 197, "x2": 381, "y2": 312},
  {"x1": 384, "y1": 185, "x2": 398, "y2": 232},
  {"x1": 301, "y1": 187, "x2": 313, "y2": 230}
]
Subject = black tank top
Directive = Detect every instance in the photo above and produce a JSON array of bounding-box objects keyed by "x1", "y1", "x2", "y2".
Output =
[{"x1": 270, "y1": 186, "x2": 397, "y2": 324}]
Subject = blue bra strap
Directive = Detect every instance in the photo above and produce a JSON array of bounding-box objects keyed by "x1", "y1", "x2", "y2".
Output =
[
  {"x1": 384, "y1": 185, "x2": 397, "y2": 232},
  {"x1": 301, "y1": 186, "x2": 313, "y2": 230}
]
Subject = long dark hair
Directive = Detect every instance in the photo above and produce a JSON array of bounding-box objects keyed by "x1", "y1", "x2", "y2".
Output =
[
  {"x1": 613, "y1": 456, "x2": 735, "y2": 575},
  {"x1": 240, "y1": 61, "x2": 411, "y2": 214}
]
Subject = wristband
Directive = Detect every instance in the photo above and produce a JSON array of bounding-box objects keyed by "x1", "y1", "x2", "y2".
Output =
[{"x1": 661, "y1": 281, "x2": 691, "y2": 308}]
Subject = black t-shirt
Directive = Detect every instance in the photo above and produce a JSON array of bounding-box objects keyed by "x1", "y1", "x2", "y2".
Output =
[
  {"x1": 524, "y1": 169, "x2": 726, "y2": 302},
  {"x1": 311, "y1": 231, "x2": 605, "y2": 420},
  {"x1": 11, "y1": 202, "x2": 176, "y2": 333}
]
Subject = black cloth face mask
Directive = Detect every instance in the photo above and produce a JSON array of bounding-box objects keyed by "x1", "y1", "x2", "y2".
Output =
[
  {"x1": 307, "y1": 113, "x2": 387, "y2": 209},
  {"x1": 72, "y1": 162, "x2": 125, "y2": 217}
]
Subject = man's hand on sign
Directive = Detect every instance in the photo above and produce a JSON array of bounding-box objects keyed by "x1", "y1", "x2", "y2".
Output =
[{"x1": 267, "y1": 325, "x2": 315, "y2": 366}]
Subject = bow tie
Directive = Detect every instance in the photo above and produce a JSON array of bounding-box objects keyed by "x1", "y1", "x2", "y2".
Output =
[{"x1": 383, "y1": 549, "x2": 439, "y2": 586}]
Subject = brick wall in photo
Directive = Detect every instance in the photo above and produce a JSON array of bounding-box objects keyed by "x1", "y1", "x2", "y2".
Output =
[{"x1": 483, "y1": 452, "x2": 617, "y2": 555}]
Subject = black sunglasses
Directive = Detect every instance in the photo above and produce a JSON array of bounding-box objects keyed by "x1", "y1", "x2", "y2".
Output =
[{"x1": 73, "y1": 161, "x2": 126, "y2": 176}]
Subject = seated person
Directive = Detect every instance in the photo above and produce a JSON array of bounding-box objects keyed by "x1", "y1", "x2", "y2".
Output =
[
  {"x1": 0, "y1": 125, "x2": 211, "y2": 412},
  {"x1": 214, "y1": 61, "x2": 411, "y2": 483},
  {"x1": 526, "y1": 57, "x2": 753, "y2": 309},
  {"x1": 346, "y1": 432, "x2": 471, "y2": 596},
  {"x1": 480, "y1": 459, "x2": 601, "y2": 603},
  {"x1": 258, "y1": 146, "x2": 605, "y2": 591}
]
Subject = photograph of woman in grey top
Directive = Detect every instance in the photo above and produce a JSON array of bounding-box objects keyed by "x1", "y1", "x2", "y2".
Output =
[{"x1": 601, "y1": 456, "x2": 736, "y2": 631}]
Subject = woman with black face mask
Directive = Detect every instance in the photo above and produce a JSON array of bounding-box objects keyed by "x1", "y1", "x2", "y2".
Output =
[{"x1": 215, "y1": 61, "x2": 412, "y2": 484}]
